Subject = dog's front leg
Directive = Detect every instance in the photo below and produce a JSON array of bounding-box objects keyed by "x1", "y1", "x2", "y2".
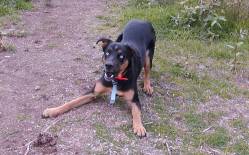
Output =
[
  {"x1": 123, "y1": 90, "x2": 146, "y2": 137},
  {"x1": 130, "y1": 102, "x2": 146, "y2": 137},
  {"x1": 42, "y1": 81, "x2": 110, "y2": 118}
]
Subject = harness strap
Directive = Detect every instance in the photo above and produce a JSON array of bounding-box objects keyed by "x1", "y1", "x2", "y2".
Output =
[{"x1": 110, "y1": 80, "x2": 117, "y2": 105}]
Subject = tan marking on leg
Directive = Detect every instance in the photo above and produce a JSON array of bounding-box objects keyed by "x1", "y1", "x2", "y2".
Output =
[
  {"x1": 143, "y1": 51, "x2": 153, "y2": 95},
  {"x1": 128, "y1": 102, "x2": 146, "y2": 137},
  {"x1": 117, "y1": 89, "x2": 134, "y2": 101},
  {"x1": 42, "y1": 81, "x2": 110, "y2": 118}
]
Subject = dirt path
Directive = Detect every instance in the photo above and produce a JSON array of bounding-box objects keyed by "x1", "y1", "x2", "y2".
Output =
[{"x1": 0, "y1": 0, "x2": 166, "y2": 154}]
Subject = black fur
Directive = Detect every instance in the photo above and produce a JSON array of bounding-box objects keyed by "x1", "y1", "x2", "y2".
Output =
[{"x1": 98, "y1": 19, "x2": 156, "y2": 108}]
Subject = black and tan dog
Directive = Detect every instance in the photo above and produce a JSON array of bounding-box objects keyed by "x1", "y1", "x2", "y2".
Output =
[{"x1": 42, "y1": 20, "x2": 156, "y2": 137}]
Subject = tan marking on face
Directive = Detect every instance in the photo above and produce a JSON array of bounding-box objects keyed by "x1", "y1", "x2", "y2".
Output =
[
  {"x1": 117, "y1": 60, "x2": 129, "y2": 77},
  {"x1": 117, "y1": 49, "x2": 122, "y2": 53},
  {"x1": 99, "y1": 41, "x2": 108, "y2": 49}
]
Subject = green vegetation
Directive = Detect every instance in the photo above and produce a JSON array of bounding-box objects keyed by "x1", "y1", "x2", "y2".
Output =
[
  {"x1": 184, "y1": 112, "x2": 206, "y2": 131},
  {"x1": 230, "y1": 141, "x2": 249, "y2": 155},
  {"x1": 145, "y1": 123, "x2": 178, "y2": 139},
  {"x1": 108, "y1": 0, "x2": 249, "y2": 154},
  {"x1": 205, "y1": 127, "x2": 230, "y2": 148},
  {"x1": 0, "y1": 0, "x2": 32, "y2": 16}
]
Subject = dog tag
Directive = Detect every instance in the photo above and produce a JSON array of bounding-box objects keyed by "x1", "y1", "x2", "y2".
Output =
[{"x1": 110, "y1": 80, "x2": 117, "y2": 105}]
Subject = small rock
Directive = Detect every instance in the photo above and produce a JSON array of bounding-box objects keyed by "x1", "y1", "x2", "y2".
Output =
[
  {"x1": 35, "y1": 86, "x2": 41, "y2": 91},
  {"x1": 34, "y1": 40, "x2": 41, "y2": 44}
]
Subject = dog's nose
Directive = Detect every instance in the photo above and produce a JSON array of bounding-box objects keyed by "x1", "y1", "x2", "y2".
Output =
[{"x1": 105, "y1": 64, "x2": 113, "y2": 70}]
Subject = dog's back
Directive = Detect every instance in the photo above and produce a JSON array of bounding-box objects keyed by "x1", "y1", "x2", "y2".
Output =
[{"x1": 119, "y1": 20, "x2": 155, "y2": 65}]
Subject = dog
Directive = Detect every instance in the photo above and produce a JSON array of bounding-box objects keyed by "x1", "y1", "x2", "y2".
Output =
[{"x1": 42, "y1": 19, "x2": 156, "y2": 137}]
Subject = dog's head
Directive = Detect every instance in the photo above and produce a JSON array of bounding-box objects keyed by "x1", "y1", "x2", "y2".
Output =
[{"x1": 96, "y1": 38, "x2": 133, "y2": 81}]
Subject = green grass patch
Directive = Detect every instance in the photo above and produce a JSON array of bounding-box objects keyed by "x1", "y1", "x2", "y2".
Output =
[
  {"x1": 208, "y1": 50, "x2": 233, "y2": 59},
  {"x1": 145, "y1": 123, "x2": 178, "y2": 139},
  {"x1": 0, "y1": 0, "x2": 32, "y2": 17},
  {"x1": 0, "y1": 6, "x2": 13, "y2": 16},
  {"x1": 152, "y1": 96, "x2": 171, "y2": 120},
  {"x1": 119, "y1": 124, "x2": 136, "y2": 139},
  {"x1": 94, "y1": 123, "x2": 111, "y2": 140},
  {"x1": 205, "y1": 128, "x2": 230, "y2": 148},
  {"x1": 15, "y1": 0, "x2": 33, "y2": 10},
  {"x1": 230, "y1": 141, "x2": 249, "y2": 155},
  {"x1": 120, "y1": 5, "x2": 182, "y2": 39},
  {"x1": 230, "y1": 118, "x2": 247, "y2": 130},
  {"x1": 186, "y1": 127, "x2": 230, "y2": 149},
  {"x1": 184, "y1": 112, "x2": 206, "y2": 131}
]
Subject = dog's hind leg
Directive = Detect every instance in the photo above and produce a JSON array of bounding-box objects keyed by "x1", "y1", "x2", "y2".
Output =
[
  {"x1": 42, "y1": 81, "x2": 110, "y2": 118},
  {"x1": 143, "y1": 40, "x2": 155, "y2": 95}
]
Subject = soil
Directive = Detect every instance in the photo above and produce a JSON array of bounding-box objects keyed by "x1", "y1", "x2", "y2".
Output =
[{"x1": 0, "y1": 0, "x2": 166, "y2": 154}]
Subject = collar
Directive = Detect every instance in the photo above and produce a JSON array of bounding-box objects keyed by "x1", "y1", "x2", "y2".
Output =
[
  {"x1": 115, "y1": 70, "x2": 128, "y2": 81},
  {"x1": 115, "y1": 75, "x2": 128, "y2": 81}
]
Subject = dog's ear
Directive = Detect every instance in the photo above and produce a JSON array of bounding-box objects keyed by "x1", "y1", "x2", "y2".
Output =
[{"x1": 96, "y1": 38, "x2": 112, "y2": 51}]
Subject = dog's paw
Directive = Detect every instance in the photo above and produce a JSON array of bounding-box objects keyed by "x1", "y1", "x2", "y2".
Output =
[
  {"x1": 133, "y1": 124, "x2": 147, "y2": 138},
  {"x1": 143, "y1": 84, "x2": 153, "y2": 95},
  {"x1": 42, "y1": 108, "x2": 59, "y2": 118}
]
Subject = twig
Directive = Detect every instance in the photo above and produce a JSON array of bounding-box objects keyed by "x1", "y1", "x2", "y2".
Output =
[
  {"x1": 24, "y1": 140, "x2": 35, "y2": 155},
  {"x1": 202, "y1": 126, "x2": 213, "y2": 133},
  {"x1": 43, "y1": 118, "x2": 62, "y2": 133},
  {"x1": 165, "y1": 141, "x2": 172, "y2": 155}
]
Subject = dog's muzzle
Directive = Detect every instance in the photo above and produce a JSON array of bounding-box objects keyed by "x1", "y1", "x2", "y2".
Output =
[{"x1": 104, "y1": 72, "x2": 114, "y2": 81}]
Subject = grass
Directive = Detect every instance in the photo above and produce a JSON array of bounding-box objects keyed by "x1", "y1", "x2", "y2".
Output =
[
  {"x1": 145, "y1": 123, "x2": 178, "y2": 139},
  {"x1": 184, "y1": 112, "x2": 206, "y2": 131},
  {"x1": 0, "y1": 0, "x2": 32, "y2": 27},
  {"x1": 205, "y1": 128, "x2": 230, "y2": 148},
  {"x1": 230, "y1": 118, "x2": 247, "y2": 130},
  {"x1": 230, "y1": 141, "x2": 249, "y2": 155},
  {"x1": 0, "y1": 0, "x2": 32, "y2": 16}
]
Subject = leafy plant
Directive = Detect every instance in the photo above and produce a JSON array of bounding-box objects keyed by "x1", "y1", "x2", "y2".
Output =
[
  {"x1": 170, "y1": 1, "x2": 227, "y2": 39},
  {"x1": 226, "y1": 29, "x2": 248, "y2": 73}
]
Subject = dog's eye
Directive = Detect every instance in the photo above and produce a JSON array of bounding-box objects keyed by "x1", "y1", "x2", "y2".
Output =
[
  {"x1": 105, "y1": 52, "x2": 110, "y2": 56},
  {"x1": 119, "y1": 55, "x2": 124, "y2": 59},
  {"x1": 118, "y1": 55, "x2": 124, "y2": 61}
]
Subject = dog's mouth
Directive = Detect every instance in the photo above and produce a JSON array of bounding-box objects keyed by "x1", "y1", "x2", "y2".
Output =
[{"x1": 104, "y1": 72, "x2": 115, "y2": 81}]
